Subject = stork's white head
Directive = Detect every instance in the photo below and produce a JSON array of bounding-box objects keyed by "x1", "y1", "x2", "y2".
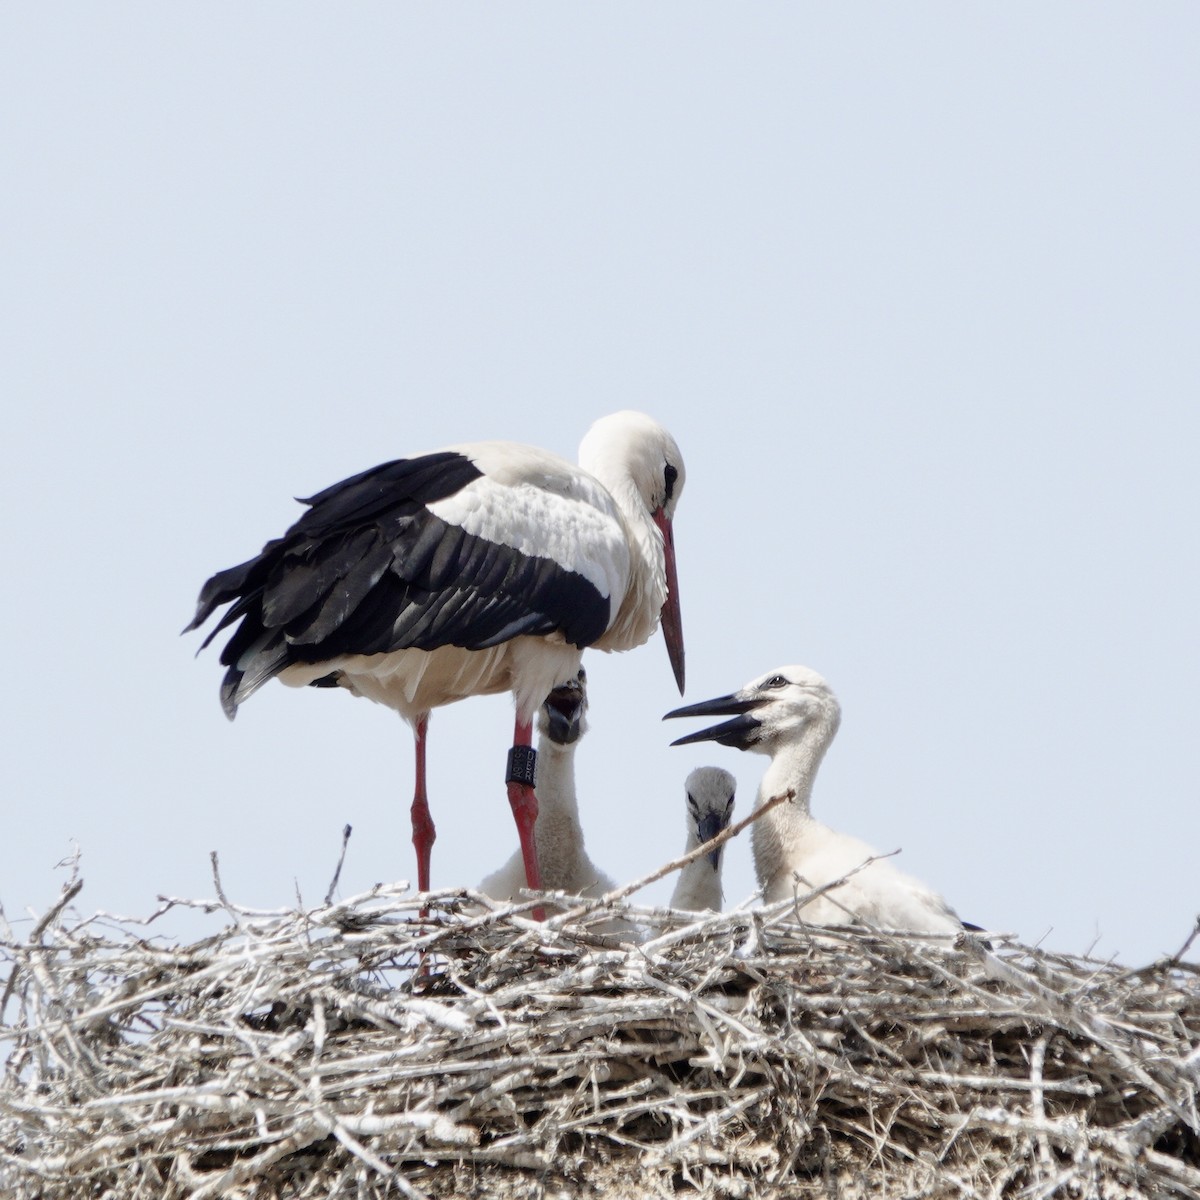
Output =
[
  {"x1": 684, "y1": 766, "x2": 736, "y2": 868},
  {"x1": 578, "y1": 411, "x2": 686, "y2": 521},
  {"x1": 665, "y1": 665, "x2": 842, "y2": 755},
  {"x1": 538, "y1": 668, "x2": 588, "y2": 747},
  {"x1": 579, "y1": 411, "x2": 687, "y2": 694}
]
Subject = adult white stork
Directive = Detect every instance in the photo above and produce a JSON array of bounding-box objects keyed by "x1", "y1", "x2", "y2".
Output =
[
  {"x1": 669, "y1": 767, "x2": 735, "y2": 912},
  {"x1": 666, "y1": 666, "x2": 964, "y2": 935},
  {"x1": 479, "y1": 668, "x2": 618, "y2": 906},
  {"x1": 186, "y1": 411, "x2": 686, "y2": 903}
]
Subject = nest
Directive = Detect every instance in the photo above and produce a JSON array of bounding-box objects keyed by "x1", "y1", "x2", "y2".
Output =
[{"x1": 2, "y1": 862, "x2": 1198, "y2": 1200}]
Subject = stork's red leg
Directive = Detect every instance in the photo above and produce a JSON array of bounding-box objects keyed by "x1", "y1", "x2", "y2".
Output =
[
  {"x1": 506, "y1": 716, "x2": 545, "y2": 920},
  {"x1": 410, "y1": 715, "x2": 435, "y2": 893}
]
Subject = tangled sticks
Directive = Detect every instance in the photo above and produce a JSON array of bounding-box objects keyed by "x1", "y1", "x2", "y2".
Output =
[{"x1": 1, "y1": 870, "x2": 1198, "y2": 1200}]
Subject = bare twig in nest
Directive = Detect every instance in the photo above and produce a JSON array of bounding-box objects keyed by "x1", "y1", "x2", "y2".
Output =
[
  {"x1": 1168, "y1": 914, "x2": 1200, "y2": 966},
  {"x1": 514, "y1": 788, "x2": 796, "y2": 940},
  {"x1": 609, "y1": 787, "x2": 796, "y2": 902},
  {"x1": 325, "y1": 824, "x2": 353, "y2": 906}
]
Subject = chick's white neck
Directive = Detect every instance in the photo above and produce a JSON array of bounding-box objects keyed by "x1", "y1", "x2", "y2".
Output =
[{"x1": 750, "y1": 718, "x2": 836, "y2": 894}]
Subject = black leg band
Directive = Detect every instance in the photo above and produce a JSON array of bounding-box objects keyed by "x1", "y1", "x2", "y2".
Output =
[{"x1": 506, "y1": 745, "x2": 538, "y2": 787}]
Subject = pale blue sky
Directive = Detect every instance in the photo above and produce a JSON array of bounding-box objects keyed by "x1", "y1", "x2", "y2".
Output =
[{"x1": 2, "y1": 6, "x2": 1197, "y2": 963}]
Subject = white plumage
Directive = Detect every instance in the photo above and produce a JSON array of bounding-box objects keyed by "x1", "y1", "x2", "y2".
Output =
[
  {"x1": 188, "y1": 411, "x2": 686, "y2": 902},
  {"x1": 669, "y1": 767, "x2": 736, "y2": 912},
  {"x1": 667, "y1": 666, "x2": 964, "y2": 935}
]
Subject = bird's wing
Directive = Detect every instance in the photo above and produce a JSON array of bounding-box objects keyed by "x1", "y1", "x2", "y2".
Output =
[
  {"x1": 846, "y1": 861, "x2": 963, "y2": 934},
  {"x1": 187, "y1": 448, "x2": 629, "y2": 715},
  {"x1": 794, "y1": 828, "x2": 962, "y2": 935}
]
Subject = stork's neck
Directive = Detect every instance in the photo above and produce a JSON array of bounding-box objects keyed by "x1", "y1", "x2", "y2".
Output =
[
  {"x1": 596, "y1": 476, "x2": 666, "y2": 653},
  {"x1": 533, "y1": 738, "x2": 584, "y2": 855},
  {"x1": 671, "y1": 853, "x2": 723, "y2": 912},
  {"x1": 750, "y1": 719, "x2": 836, "y2": 889},
  {"x1": 571, "y1": 434, "x2": 667, "y2": 657}
]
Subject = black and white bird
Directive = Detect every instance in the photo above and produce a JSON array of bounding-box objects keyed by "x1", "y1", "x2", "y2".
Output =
[
  {"x1": 186, "y1": 411, "x2": 686, "y2": 901},
  {"x1": 666, "y1": 666, "x2": 964, "y2": 934},
  {"x1": 669, "y1": 767, "x2": 735, "y2": 912},
  {"x1": 478, "y1": 668, "x2": 617, "y2": 906}
]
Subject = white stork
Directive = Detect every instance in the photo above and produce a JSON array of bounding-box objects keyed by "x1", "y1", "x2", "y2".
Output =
[
  {"x1": 666, "y1": 666, "x2": 964, "y2": 935},
  {"x1": 186, "y1": 411, "x2": 686, "y2": 903},
  {"x1": 478, "y1": 668, "x2": 618, "y2": 906},
  {"x1": 669, "y1": 766, "x2": 735, "y2": 912}
]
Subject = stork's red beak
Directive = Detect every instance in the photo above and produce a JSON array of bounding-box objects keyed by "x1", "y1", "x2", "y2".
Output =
[{"x1": 653, "y1": 507, "x2": 685, "y2": 694}]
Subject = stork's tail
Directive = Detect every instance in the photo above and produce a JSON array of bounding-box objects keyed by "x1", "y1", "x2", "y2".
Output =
[
  {"x1": 187, "y1": 551, "x2": 291, "y2": 719},
  {"x1": 218, "y1": 631, "x2": 291, "y2": 720},
  {"x1": 183, "y1": 554, "x2": 267, "y2": 635}
]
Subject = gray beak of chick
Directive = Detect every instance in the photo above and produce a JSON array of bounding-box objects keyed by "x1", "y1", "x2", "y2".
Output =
[
  {"x1": 664, "y1": 692, "x2": 765, "y2": 751},
  {"x1": 696, "y1": 810, "x2": 726, "y2": 869}
]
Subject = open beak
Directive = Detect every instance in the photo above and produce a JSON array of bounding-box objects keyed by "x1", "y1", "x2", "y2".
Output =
[
  {"x1": 664, "y1": 691, "x2": 764, "y2": 750},
  {"x1": 543, "y1": 677, "x2": 585, "y2": 745},
  {"x1": 696, "y1": 811, "x2": 727, "y2": 869},
  {"x1": 653, "y1": 507, "x2": 685, "y2": 695}
]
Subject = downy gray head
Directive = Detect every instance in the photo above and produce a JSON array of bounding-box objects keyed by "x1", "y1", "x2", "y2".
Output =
[
  {"x1": 664, "y1": 665, "x2": 841, "y2": 755},
  {"x1": 684, "y1": 766, "x2": 736, "y2": 868},
  {"x1": 539, "y1": 668, "x2": 588, "y2": 746}
]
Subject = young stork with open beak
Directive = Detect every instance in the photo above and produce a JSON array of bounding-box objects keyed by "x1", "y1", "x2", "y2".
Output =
[
  {"x1": 665, "y1": 666, "x2": 965, "y2": 935},
  {"x1": 479, "y1": 668, "x2": 618, "y2": 907},
  {"x1": 669, "y1": 767, "x2": 736, "y2": 912},
  {"x1": 186, "y1": 411, "x2": 686, "y2": 904}
]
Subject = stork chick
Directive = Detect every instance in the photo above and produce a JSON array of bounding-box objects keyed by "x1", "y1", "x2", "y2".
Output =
[
  {"x1": 479, "y1": 669, "x2": 617, "y2": 905},
  {"x1": 669, "y1": 767, "x2": 735, "y2": 912},
  {"x1": 666, "y1": 666, "x2": 964, "y2": 934}
]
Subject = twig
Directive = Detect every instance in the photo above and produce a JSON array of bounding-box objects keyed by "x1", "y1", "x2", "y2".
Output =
[
  {"x1": 209, "y1": 851, "x2": 246, "y2": 932},
  {"x1": 325, "y1": 824, "x2": 353, "y2": 906},
  {"x1": 1029, "y1": 1034, "x2": 1053, "y2": 1169},
  {"x1": 527, "y1": 788, "x2": 795, "y2": 936},
  {"x1": 1167, "y1": 915, "x2": 1200, "y2": 967},
  {"x1": 0, "y1": 879, "x2": 84, "y2": 1022}
]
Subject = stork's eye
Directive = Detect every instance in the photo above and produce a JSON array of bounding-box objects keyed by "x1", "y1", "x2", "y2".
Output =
[
  {"x1": 663, "y1": 462, "x2": 679, "y2": 502},
  {"x1": 687, "y1": 795, "x2": 698, "y2": 814},
  {"x1": 763, "y1": 674, "x2": 788, "y2": 689},
  {"x1": 724, "y1": 799, "x2": 734, "y2": 818}
]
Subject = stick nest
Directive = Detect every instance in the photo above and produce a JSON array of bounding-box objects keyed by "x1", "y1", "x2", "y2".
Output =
[{"x1": 2, "y1": 877, "x2": 1198, "y2": 1199}]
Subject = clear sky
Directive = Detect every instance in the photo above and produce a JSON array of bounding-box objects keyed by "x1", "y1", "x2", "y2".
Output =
[{"x1": 2, "y1": 6, "x2": 1197, "y2": 964}]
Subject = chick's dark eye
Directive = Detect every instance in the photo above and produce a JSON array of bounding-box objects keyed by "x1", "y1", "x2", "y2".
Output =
[{"x1": 764, "y1": 675, "x2": 788, "y2": 689}]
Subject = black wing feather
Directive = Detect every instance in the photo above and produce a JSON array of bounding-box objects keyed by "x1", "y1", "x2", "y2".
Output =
[
  {"x1": 188, "y1": 450, "x2": 611, "y2": 716},
  {"x1": 263, "y1": 528, "x2": 384, "y2": 629}
]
